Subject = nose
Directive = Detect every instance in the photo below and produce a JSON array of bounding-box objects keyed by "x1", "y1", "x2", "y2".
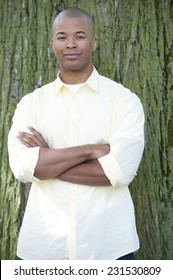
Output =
[{"x1": 66, "y1": 37, "x2": 77, "y2": 48}]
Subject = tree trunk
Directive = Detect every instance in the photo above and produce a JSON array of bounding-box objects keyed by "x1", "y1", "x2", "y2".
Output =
[{"x1": 0, "y1": 0, "x2": 172, "y2": 259}]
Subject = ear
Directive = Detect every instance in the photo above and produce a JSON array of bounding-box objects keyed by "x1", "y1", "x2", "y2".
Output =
[
  {"x1": 51, "y1": 39, "x2": 55, "y2": 52},
  {"x1": 92, "y1": 38, "x2": 97, "y2": 52}
]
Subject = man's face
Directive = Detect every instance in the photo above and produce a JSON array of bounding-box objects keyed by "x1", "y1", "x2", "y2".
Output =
[{"x1": 52, "y1": 16, "x2": 97, "y2": 73}]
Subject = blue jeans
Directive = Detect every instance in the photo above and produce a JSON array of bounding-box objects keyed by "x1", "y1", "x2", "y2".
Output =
[{"x1": 117, "y1": 253, "x2": 134, "y2": 260}]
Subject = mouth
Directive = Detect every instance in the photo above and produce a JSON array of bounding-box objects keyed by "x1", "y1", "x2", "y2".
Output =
[{"x1": 64, "y1": 53, "x2": 81, "y2": 59}]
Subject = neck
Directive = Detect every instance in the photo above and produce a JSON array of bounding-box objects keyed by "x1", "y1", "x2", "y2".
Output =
[{"x1": 59, "y1": 66, "x2": 93, "y2": 84}]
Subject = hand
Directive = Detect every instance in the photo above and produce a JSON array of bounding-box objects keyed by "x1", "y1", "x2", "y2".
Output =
[
  {"x1": 17, "y1": 127, "x2": 49, "y2": 148},
  {"x1": 92, "y1": 144, "x2": 110, "y2": 159}
]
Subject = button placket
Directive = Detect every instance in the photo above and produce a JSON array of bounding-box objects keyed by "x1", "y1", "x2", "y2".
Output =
[
  {"x1": 67, "y1": 185, "x2": 77, "y2": 259},
  {"x1": 70, "y1": 93, "x2": 78, "y2": 146},
  {"x1": 67, "y1": 93, "x2": 78, "y2": 259}
]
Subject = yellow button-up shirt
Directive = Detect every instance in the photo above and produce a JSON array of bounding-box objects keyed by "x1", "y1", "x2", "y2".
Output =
[{"x1": 8, "y1": 68, "x2": 145, "y2": 260}]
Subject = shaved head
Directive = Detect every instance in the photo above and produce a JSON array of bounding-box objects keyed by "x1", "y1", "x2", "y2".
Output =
[
  {"x1": 51, "y1": 7, "x2": 97, "y2": 79},
  {"x1": 52, "y1": 8, "x2": 95, "y2": 37}
]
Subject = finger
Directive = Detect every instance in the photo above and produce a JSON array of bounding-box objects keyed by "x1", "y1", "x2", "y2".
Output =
[
  {"x1": 18, "y1": 127, "x2": 48, "y2": 148},
  {"x1": 28, "y1": 127, "x2": 49, "y2": 148},
  {"x1": 28, "y1": 126, "x2": 39, "y2": 134},
  {"x1": 18, "y1": 132, "x2": 39, "y2": 147},
  {"x1": 17, "y1": 138, "x2": 33, "y2": 148}
]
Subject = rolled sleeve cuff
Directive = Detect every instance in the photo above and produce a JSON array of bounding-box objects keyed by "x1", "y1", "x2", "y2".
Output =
[
  {"x1": 15, "y1": 146, "x2": 41, "y2": 183},
  {"x1": 98, "y1": 152, "x2": 125, "y2": 188}
]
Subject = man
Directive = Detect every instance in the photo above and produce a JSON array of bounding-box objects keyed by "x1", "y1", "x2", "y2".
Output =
[{"x1": 8, "y1": 8, "x2": 145, "y2": 260}]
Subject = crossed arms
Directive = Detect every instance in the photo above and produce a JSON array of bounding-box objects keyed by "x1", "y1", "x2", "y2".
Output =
[
  {"x1": 8, "y1": 89, "x2": 145, "y2": 187},
  {"x1": 17, "y1": 127, "x2": 111, "y2": 186}
]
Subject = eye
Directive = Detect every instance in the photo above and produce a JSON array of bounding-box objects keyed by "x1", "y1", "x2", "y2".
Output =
[
  {"x1": 76, "y1": 33, "x2": 86, "y2": 40},
  {"x1": 76, "y1": 35, "x2": 85, "y2": 40},
  {"x1": 57, "y1": 36, "x2": 67, "y2": 40},
  {"x1": 55, "y1": 33, "x2": 67, "y2": 40}
]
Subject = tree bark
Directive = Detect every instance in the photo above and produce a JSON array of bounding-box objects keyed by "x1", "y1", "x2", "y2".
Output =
[{"x1": 0, "y1": 0, "x2": 172, "y2": 259}]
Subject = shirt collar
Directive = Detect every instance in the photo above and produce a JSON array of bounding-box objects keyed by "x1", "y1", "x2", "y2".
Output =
[{"x1": 56, "y1": 67, "x2": 100, "y2": 94}]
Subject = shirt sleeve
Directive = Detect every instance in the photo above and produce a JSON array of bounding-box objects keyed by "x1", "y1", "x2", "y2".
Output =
[
  {"x1": 98, "y1": 92, "x2": 145, "y2": 188},
  {"x1": 8, "y1": 93, "x2": 40, "y2": 183}
]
